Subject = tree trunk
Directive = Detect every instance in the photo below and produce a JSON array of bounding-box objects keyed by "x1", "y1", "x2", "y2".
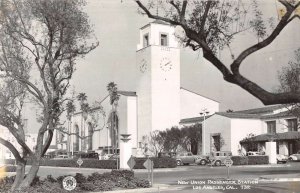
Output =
[
  {"x1": 18, "y1": 158, "x2": 40, "y2": 190},
  {"x1": 11, "y1": 160, "x2": 26, "y2": 191}
]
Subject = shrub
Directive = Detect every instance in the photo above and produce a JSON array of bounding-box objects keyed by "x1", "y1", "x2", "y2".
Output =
[
  {"x1": 46, "y1": 175, "x2": 57, "y2": 183},
  {"x1": 74, "y1": 173, "x2": 86, "y2": 184},
  {"x1": 248, "y1": 156, "x2": 269, "y2": 165},
  {"x1": 0, "y1": 170, "x2": 150, "y2": 193},
  {"x1": 79, "y1": 182, "x2": 97, "y2": 191},
  {"x1": 93, "y1": 180, "x2": 115, "y2": 191},
  {"x1": 128, "y1": 177, "x2": 150, "y2": 188},
  {"x1": 111, "y1": 169, "x2": 134, "y2": 178}
]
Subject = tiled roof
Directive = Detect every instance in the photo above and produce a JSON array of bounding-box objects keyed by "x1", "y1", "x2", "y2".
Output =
[
  {"x1": 234, "y1": 105, "x2": 285, "y2": 115},
  {"x1": 215, "y1": 112, "x2": 261, "y2": 119},
  {"x1": 118, "y1": 91, "x2": 137, "y2": 97},
  {"x1": 260, "y1": 111, "x2": 294, "y2": 119},
  {"x1": 179, "y1": 115, "x2": 212, "y2": 124},
  {"x1": 240, "y1": 131, "x2": 300, "y2": 143},
  {"x1": 152, "y1": 19, "x2": 169, "y2": 25}
]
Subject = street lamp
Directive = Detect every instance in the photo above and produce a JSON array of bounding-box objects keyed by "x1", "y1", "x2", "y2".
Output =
[{"x1": 200, "y1": 109, "x2": 209, "y2": 155}]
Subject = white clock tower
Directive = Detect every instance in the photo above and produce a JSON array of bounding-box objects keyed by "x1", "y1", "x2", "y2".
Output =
[{"x1": 136, "y1": 20, "x2": 180, "y2": 144}]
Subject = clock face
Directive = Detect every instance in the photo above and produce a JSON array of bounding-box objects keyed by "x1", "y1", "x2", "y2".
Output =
[
  {"x1": 160, "y1": 57, "x2": 172, "y2": 72},
  {"x1": 139, "y1": 59, "x2": 147, "y2": 73}
]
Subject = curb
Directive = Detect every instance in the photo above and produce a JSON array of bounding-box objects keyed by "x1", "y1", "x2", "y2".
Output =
[
  {"x1": 233, "y1": 164, "x2": 291, "y2": 168},
  {"x1": 259, "y1": 177, "x2": 300, "y2": 182},
  {"x1": 89, "y1": 184, "x2": 173, "y2": 193}
]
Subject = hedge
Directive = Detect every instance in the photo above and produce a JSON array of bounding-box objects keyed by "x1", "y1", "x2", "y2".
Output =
[
  {"x1": 231, "y1": 156, "x2": 248, "y2": 165},
  {"x1": 133, "y1": 157, "x2": 177, "y2": 169},
  {"x1": 231, "y1": 156, "x2": 269, "y2": 165},
  {"x1": 4, "y1": 165, "x2": 17, "y2": 172},
  {"x1": 4, "y1": 157, "x2": 177, "y2": 169},
  {"x1": 248, "y1": 155, "x2": 269, "y2": 165}
]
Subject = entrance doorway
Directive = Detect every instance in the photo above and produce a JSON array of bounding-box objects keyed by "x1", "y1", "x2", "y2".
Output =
[{"x1": 288, "y1": 141, "x2": 297, "y2": 155}]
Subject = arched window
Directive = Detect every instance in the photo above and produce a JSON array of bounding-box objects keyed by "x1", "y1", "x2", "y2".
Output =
[
  {"x1": 74, "y1": 124, "x2": 79, "y2": 151},
  {"x1": 88, "y1": 123, "x2": 93, "y2": 150}
]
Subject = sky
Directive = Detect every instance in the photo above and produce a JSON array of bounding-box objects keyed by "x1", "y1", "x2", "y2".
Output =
[{"x1": 70, "y1": 0, "x2": 300, "y2": 112}]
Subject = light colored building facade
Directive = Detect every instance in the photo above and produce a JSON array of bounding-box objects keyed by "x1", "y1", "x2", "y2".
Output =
[
  {"x1": 196, "y1": 105, "x2": 300, "y2": 156},
  {"x1": 68, "y1": 21, "x2": 219, "y2": 156}
]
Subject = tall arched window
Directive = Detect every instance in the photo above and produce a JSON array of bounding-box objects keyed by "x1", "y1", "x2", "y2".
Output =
[
  {"x1": 88, "y1": 123, "x2": 93, "y2": 150},
  {"x1": 74, "y1": 124, "x2": 79, "y2": 151}
]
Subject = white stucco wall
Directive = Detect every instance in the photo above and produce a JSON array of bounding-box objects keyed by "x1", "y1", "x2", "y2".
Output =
[
  {"x1": 136, "y1": 22, "x2": 181, "y2": 144},
  {"x1": 137, "y1": 22, "x2": 178, "y2": 50},
  {"x1": 204, "y1": 115, "x2": 231, "y2": 155},
  {"x1": 136, "y1": 43, "x2": 152, "y2": 143},
  {"x1": 127, "y1": 96, "x2": 138, "y2": 148},
  {"x1": 151, "y1": 46, "x2": 180, "y2": 132},
  {"x1": 262, "y1": 116, "x2": 296, "y2": 134},
  {"x1": 180, "y1": 88, "x2": 219, "y2": 119},
  {"x1": 230, "y1": 118, "x2": 264, "y2": 155}
]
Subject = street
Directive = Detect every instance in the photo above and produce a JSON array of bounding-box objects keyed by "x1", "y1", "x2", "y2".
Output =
[{"x1": 27, "y1": 162, "x2": 300, "y2": 193}]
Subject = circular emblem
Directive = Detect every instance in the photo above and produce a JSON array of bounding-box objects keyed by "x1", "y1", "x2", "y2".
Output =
[{"x1": 62, "y1": 176, "x2": 77, "y2": 191}]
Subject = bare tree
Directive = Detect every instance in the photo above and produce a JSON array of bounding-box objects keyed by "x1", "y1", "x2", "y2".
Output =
[
  {"x1": 146, "y1": 130, "x2": 165, "y2": 156},
  {"x1": 278, "y1": 48, "x2": 300, "y2": 119},
  {"x1": 0, "y1": 0, "x2": 98, "y2": 190},
  {"x1": 135, "y1": 0, "x2": 300, "y2": 105}
]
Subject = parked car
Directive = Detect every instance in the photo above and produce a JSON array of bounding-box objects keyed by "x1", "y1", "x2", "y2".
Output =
[
  {"x1": 246, "y1": 151, "x2": 261, "y2": 156},
  {"x1": 277, "y1": 154, "x2": 288, "y2": 164},
  {"x1": 176, "y1": 152, "x2": 200, "y2": 166},
  {"x1": 74, "y1": 152, "x2": 99, "y2": 159},
  {"x1": 108, "y1": 154, "x2": 120, "y2": 160},
  {"x1": 53, "y1": 155, "x2": 69, "y2": 159},
  {"x1": 209, "y1": 151, "x2": 232, "y2": 166},
  {"x1": 100, "y1": 153, "x2": 113, "y2": 160},
  {"x1": 288, "y1": 151, "x2": 300, "y2": 161},
  {"x1": 195, "y1": 155, "x2": 210, "y2": 165}
]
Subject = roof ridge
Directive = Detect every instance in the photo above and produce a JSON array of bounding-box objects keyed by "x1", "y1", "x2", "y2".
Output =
[{"x1": 180, "y1": 87, "x2": 219, "y2": 103}]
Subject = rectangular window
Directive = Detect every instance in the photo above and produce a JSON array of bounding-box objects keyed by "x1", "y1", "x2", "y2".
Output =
[
  {"x1": 267, "y1": 121, "x2": 276, "y2": 134},
  {"x1": 287, "y1": 119, "x2": 297, "y2": 131},
  {"x1": 160, "y1": 33, "x2": 168, "y2": 46},
  {"x1": 143, "y1": 34, "x2": 149, "y2": 47}
]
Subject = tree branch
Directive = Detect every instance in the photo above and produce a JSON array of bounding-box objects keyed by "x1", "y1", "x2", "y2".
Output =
[
  {"x1": 0, "y1": 137, "x2": 23, "y2": 161},
  {"x1": 231, "y1": 0, "x2": 296, "y2": 74}
]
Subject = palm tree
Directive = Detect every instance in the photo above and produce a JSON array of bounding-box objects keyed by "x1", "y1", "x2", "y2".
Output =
[
  {"x1": 66, "y1": 101, "x2": 76, "y2": 154},
  {"x1": 107, "y1": 82, "x2": 120, "y2": 155},
  {"x1": 77, "y1": 93, "x2": 90, "y2": 151}
]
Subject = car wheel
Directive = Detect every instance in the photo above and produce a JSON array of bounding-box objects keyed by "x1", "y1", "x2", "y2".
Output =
[
  {"x1": 177, "y1": 160, "x2": 182, "y2": 166},
  {"x1": 215, "y1": 160, "x2": 221, "y2": 166},
  {"x1": 200, "y1": 159, "x2": 206, "y2": 165}
]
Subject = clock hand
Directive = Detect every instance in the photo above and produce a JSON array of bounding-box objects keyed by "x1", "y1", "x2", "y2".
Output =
[{"x1": 164, "y1": 62, "x2": 170, "y2": 66}]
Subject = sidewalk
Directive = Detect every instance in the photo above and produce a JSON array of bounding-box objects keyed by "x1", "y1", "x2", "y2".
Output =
[{"x1": 259, "y1": 173, "x2": 300, "y2": 182}]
